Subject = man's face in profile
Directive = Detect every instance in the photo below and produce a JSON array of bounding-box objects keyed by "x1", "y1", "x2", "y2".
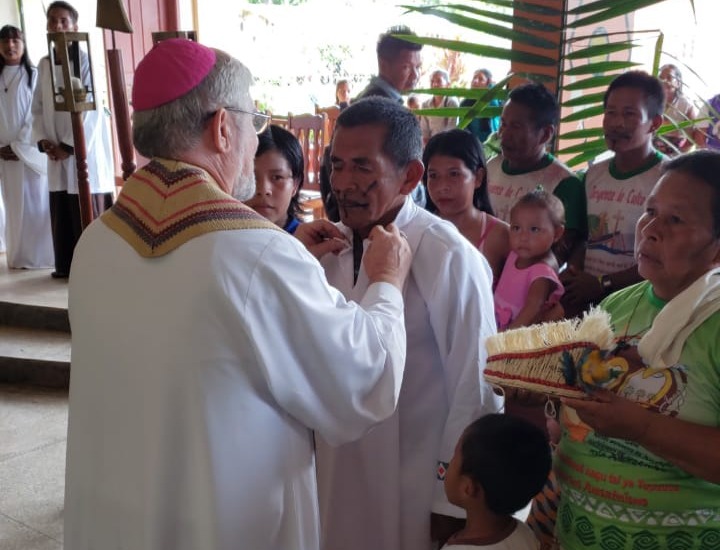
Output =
[
  {"x1": 226, "y1": 104, "x2": 258, "y2": 201},
  {"x1": 380, "y1": 49, "x2": 422, "y2": 93}
]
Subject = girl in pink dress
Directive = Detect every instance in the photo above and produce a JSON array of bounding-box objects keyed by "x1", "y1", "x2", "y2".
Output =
[
  {"x1": 494, "y1": 189, "x2": 565, "y2": 330},
  {"x1": 423, "y1": 129, "x2": 509, "y2": 283}
]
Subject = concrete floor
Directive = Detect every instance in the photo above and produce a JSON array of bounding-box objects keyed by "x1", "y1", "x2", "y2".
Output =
[
  {"x1": 0, "y1": 384, "x2": 67, "y2": 550},
  {"x1": 0, "y1": 256, "x2": 67, "y2": 310},
  {"x1": 1, "y1": 255, "x2": 68, "y2": 549}
]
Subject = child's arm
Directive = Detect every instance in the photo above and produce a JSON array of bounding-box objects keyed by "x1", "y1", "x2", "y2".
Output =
[{"x1": 506, "y1": 277, "x2": 557, "y2": 330}]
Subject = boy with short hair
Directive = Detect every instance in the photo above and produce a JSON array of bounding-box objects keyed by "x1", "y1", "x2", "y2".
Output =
[{"x1": 442, "y1": 414, "x2": 552, "y2": 549}]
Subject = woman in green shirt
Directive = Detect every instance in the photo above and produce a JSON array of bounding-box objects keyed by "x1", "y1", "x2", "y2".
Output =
[{"x1": 555, "y1": 150, "x2": 720, "y2": 550}]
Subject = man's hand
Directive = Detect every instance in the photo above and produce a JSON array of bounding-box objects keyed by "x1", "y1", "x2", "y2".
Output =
[
  {"x1": 363, "y1": 223, "x2": 412, "y2": 290},
  {"x1": 40, "y1": 139, "x2": 59, "y2": 161},
  {"x1": 294, "y1": 219, "x2": 349, "y2": 259},
  {"x1": 53, "y1": 145, "x2": 71, "y2": 161},
  {"x1": 560, "y1": 266, "x2": 604, "y2": 317},
  {"x1": 0, "y1": 145, "x2": 18, "y2": 161}
]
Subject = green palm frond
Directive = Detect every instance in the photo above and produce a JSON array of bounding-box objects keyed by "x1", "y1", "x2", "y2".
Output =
[
  {"x1": 395, "y1": 34, "x2": 557, "y2": 65},
  {"x1": 406, "y1": 0, "x2": 689, "y2": 168},
  {"x1": 17, "y1": 0, "x2": 27, "y2": 33},
  {"x1": 566, "y1": 0, "x2": 674, "y2": 27},
  {"x1": 401, "y1": 3, "x2": 560, "y2": 33},
  {"x1": 562, "y1": 92, "x2": 606, "y2": 108}
]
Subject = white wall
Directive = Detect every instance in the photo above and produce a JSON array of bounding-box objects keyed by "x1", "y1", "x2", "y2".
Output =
[
  {"x1": 635, "y1": 0, "x2": 718, "y2": 103},
  {"x1": 0, "y1": 1, "x2": 20, "y2": 28}
]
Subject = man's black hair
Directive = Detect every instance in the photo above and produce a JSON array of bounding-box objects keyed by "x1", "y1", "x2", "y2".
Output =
[
  {"x1": 507, "y1": 82, "x2": 559, "y2": 129},
  {"x1": 47, "y1": 1, "x2": 79, "y2": 23},
  {"x1": 604, "y1": 70, "x2": 665, "y2": 119},
  {"x1": 335, "y1": 96, "x2": 422, "y2": 169},
  {"x1": 377, "y1": 25, "x2": 422, "y2": 61}
]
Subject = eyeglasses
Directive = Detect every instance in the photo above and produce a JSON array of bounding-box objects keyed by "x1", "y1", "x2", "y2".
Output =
[{"x1": 224, "y1": 107, "x2": 270, "y2": 134}]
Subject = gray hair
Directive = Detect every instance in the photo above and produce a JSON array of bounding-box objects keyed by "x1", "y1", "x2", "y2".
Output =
[
  {"x1": 132, "y1": 49, "x2": 253, "y2": 158},
  {"x1": 431, "y1": 69, "x2": 449, "y2": 84}
]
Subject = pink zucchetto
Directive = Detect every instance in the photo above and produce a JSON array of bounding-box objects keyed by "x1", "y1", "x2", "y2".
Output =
[{"x1": 131, "y1": 38, "x2": 217, "y2": 111}]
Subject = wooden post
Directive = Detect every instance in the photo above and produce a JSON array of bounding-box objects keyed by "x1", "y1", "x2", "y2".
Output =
[
  {"x1": 70, "y1": 111, "x2": 94, "y2": 229},
  {"x1": 107, "y1": 47, "x2": 136, "y2": 179}
]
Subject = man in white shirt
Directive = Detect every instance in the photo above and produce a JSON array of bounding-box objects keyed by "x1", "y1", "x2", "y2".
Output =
[
  {"x1": 32, "y1": 1, "x2": 115, "y2": 278},
  {"x1": 299, "y1": 96, "x2": 501, "y2": 550},
  {"x1": 64, "y1": 39, "x2": 413, "y2": 550}
]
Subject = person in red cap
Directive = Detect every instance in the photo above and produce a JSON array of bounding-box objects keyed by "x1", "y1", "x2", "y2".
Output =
[
  {"x1": 64, "y1": 38, "x2": 414, "y2": 550},
  {"x1": 32, "y1": 1, "x2": 115, "y2": 278}
]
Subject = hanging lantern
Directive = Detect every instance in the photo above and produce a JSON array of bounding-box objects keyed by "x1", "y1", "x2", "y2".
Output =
[{"x1": 47, "y1": 31, "x2": 96, "y2": 113}]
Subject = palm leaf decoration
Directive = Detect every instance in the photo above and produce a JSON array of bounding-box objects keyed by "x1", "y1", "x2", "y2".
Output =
[
  {"x1": 403, "y1": 0, "x2": 695, "y2": 167},
  {"x1": 16, "y1": 0, "x2": 27, "y2": 33}
]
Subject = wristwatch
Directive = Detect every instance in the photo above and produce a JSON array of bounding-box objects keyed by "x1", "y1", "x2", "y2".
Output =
[{"x1": 599, "y1": 274, "x2": 613, "y2": 292}]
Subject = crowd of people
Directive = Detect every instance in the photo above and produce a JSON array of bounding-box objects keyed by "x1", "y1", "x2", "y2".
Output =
[{"x1": 2, "y1": 8, "x2": 720, "y2": 550}]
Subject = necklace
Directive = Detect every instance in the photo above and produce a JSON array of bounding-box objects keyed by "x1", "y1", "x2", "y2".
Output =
[
  {"x1": 613, "y1": 287, "x2": 652, "y2": 351},
  {"x1": 1, "y1": 66, "x2": 22, "y2": 93}
]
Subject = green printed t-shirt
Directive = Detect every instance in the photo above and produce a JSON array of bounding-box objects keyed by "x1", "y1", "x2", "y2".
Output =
[
  {"x1": 556, "y1": 281, "x2": 720, "y2": 550},
  {"x1": 487, "y1": 154, "x2": 587, "y2": 233}
]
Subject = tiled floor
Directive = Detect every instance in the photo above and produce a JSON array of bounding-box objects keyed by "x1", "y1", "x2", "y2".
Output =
[
  {"x1": 0, "y1": 256, "x2": 67, "y2": 309},
  {"x1": 1, "y1": 254, "x2": 68, "y2": 549},
  {"x1": 0, "y1": 384, "x2": 67, "y2": 550}
]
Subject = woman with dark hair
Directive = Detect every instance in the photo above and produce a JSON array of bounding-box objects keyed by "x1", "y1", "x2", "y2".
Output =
[
  {"x1": 247, "y1": 124, "x2": 305, "y2": 233},
  {"x1": 0, "y1": 25, "x2": 53, "y2": 268},
  {"x1": 461, "y1": 68, "x2": 502, "y2": 144},
  {"x1": 656, "y1": 63, "x2": 701, "y2": 155},
  {"x1": 335, "y1": 79, "x2": 350, "y2": 110},
  {"x1": 423, "y1": 129, "x2": 509, "y2": 282}
]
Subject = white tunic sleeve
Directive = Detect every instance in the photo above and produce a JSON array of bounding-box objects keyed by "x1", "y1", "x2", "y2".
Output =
[{"x1": 243, "y1": 233, "x2": 407, "y2": 446}]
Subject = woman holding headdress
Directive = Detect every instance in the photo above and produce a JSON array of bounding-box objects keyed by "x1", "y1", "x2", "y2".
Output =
[{"x1": 552, "y1": 150, "x2": 720, "y2": 549}]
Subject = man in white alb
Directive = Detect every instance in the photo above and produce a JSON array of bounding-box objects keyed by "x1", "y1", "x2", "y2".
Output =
[{"x1": 299, "y1": 96, "x2": 501, "y2": 550}]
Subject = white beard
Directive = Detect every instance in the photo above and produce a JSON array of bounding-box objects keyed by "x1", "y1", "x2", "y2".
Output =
[{"x1": 233, "y1": 171, "x2": 256, "y2": 201}]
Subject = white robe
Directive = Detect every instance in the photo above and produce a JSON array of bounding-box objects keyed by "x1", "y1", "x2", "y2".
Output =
[
  {"x1": 316, "y1": 198, "x2": 503, "y2": 550},
  {"x1": 0, "y1": 178, "x2": 4, "y2": 252},
  {"x1": 0, "y1": 65, "x2": 53, "y2": 268},
  {"x1": 32, "y1": 51, "x2": 115, "y2": 195},
  {"x1": 65, "y1": 222, "x2": 409, "y2": 550}
]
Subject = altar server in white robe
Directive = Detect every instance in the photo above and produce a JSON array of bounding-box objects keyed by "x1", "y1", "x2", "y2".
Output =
[
  {"x1": 0, "y1": 25, "x2": 53, "y2": 269},
  {"x1": 299, "y1": 97, "x2": 503, "y2": 550},
  {"x1": 64, "y1": 39, "x2": 413, "y2": 550},
  {"x1": 32, "y1": 1, "x2": 115, "y2": 278}
]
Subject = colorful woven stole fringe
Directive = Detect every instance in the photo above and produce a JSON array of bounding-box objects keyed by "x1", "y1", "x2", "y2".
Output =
[{"x1": 102, "y1": 159, "x2": 279, "y2": 257}]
